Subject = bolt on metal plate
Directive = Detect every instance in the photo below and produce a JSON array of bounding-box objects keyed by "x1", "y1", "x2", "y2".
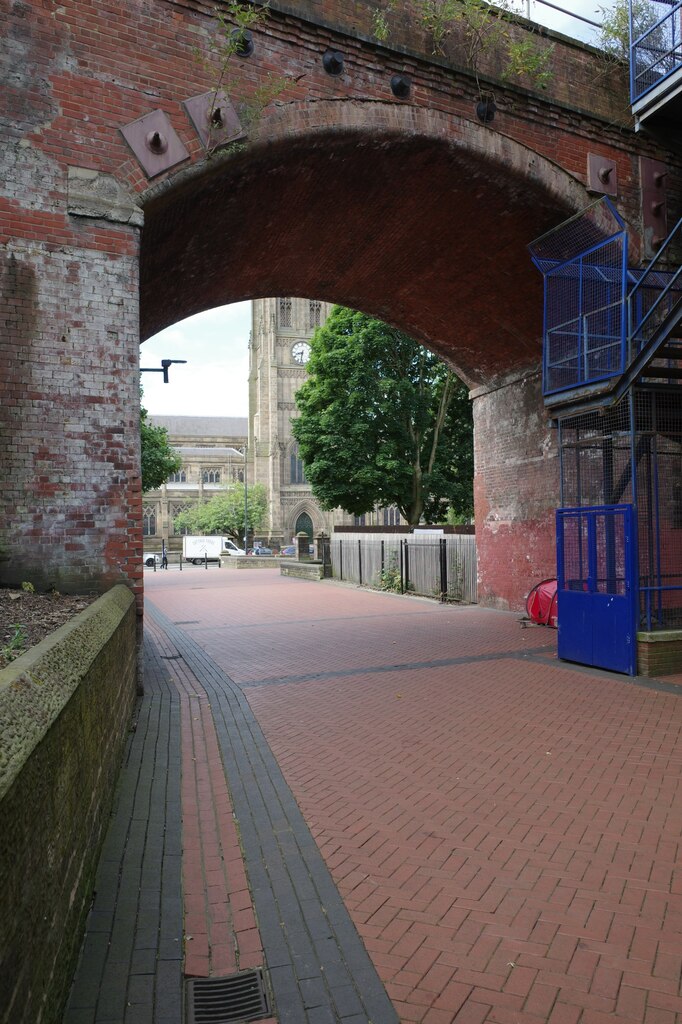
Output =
[
  {"x1": 183, "y1": 91, "x2": 245, "y2": 151},
  {"x1": 120, "y1": 109, "x2": 189, "y2": 178},
  {"x1": 587, "y1": 153, "x2": 617, "y2": 196},
  {"x1": 641, "y1": 156, "x2": 668, "y2": 255}
]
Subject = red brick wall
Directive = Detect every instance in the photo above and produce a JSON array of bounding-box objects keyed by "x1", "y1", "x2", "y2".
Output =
[{"x1": 1, "y1": 0, "x2": 679, "y2": 607}]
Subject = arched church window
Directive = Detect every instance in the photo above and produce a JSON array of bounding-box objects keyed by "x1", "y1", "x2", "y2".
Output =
[
  {"x1": 171, "y1": 503, "x2": 193, "y2": 535},
  {"x1": 354, "y1": 514, "x2": 366, "y2": 526},
  {"x1": 202, "y1": 469, "x2": 220, "y2": 484},
  {"x1": 278, "y1": 297, "x2": 292, "y2": 328},
  {"x1": 142, "y1": 505, "x2": 157, "y2": 536},
  {"x1": 308, "y1": 300, "x2": 321, "y2": 329},
  {"x1": 290, "y1": 446, "x2": 306, "y2": 484},
  {"x1": 382, "y1": 506, "x2": 401, "y2": 526},
  {"x1": 168, "y1": 469, "x2": 186, "y2": 483}
]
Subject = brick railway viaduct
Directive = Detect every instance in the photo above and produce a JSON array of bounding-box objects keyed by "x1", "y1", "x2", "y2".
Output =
[{"x1": 2, "y1": 0, "x2": 681, "y2": 610}]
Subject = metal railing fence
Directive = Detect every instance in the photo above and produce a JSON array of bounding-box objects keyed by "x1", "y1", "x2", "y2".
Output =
[
  {"x1": 331, "y1": 534, "x2": 478, "y2": 603},
  {"x1": 630, "y1": 0, "x2": 682, "y2": 105}
]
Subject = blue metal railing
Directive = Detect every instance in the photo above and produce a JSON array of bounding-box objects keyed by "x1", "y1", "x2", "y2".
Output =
[
  {"x1": 630, "y1": 0, "x2": 682, "y2": 106},
  {"x1": 540, "y1": 236, "x2": 629, "y2": 395},
  {"x1": 627, "y1": 215, "x2": 682, "y2": 359}
]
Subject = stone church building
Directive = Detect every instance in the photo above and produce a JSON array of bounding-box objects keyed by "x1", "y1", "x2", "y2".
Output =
[{"x1": 145, "y1": 299, "x2": 403, "y2": 549}]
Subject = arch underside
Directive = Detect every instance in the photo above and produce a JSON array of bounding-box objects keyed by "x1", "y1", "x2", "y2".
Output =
[{"x1": 140, "y1": 105, "x2": 589, "y2": 389}]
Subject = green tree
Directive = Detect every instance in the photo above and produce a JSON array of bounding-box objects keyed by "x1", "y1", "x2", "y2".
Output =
[
  {"x1": 598, "y1": 0, "x2": 663, "y2": 60},
  {"x1": 173, "y1": 484, "x2": 268, "y2": 543},
  {"x1": 292, "y1": 307, "x2": 473, "y2": 526},
  {"x1": 141, "y1": 402, "x2": 182, "y2": 492}
]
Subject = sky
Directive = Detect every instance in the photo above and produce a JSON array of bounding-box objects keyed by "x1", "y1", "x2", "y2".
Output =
[
  {"x1": 141, "y1": 302, "x2": 252, "y2": 418},
  {"x1": 141, "y1": 0, "x2": 615, "y2": 419}
]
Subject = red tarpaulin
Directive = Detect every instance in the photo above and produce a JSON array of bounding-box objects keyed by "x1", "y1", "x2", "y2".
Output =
[{"x1": 526, "y1": 578, "x2": 558, "y2": 628}]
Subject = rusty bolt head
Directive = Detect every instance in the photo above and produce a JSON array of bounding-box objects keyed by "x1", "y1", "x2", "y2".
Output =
[
  {"x1": 323, "y1": 50, "x2": 344, "y2": 75},
  {"x1": 146, "y1": 130, "x2": 168, "y2": 154},
  {"x1": 390, "y1": 74, "x2": 411, "y2": 99}
]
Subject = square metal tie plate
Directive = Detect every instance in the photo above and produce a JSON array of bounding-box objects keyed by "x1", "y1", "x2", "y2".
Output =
[
  {"x1": 120, "y1": 109, "x2": 189, "y2": 178},
  {"x1": 184, "y1": 90, "x2": 245, "y2": 150}
]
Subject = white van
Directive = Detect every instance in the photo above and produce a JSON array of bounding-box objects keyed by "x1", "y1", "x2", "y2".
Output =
[{"x1": 182, "y1": 535, "x2": 245, "y2": 564}]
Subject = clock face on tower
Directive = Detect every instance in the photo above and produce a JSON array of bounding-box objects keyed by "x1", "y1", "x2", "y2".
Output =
[{"x1": 292, "y1": 342, "x2": 311, "y2": 365}]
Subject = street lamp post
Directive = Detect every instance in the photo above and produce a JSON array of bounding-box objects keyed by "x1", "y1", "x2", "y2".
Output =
[{"x1": 242, "y1": 444, "x2": 248, "y2": 552}]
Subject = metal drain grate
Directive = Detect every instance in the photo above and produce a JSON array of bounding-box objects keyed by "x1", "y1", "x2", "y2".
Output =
[{"x1": 186, "y1": 969, "x2": 270, "y2": 1024}]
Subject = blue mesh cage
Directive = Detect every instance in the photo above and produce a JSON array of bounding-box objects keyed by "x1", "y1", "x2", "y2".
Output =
[
  {"x1": 529, "y1": 199, "x2": 628, "y2": 396},
  {"x1": 630, "y1": 0, "x2": 682, "y2": 105}
]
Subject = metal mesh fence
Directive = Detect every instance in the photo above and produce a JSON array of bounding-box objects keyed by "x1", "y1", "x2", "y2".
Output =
[
  {"x1": 633, "y1": 388, "x2": 682, "y2": 628},
  {"x1": 529, "y1": 199, "x2": 628, "y2": 395},
  {"x1": 558, "y1": 398, "x2": 633, "y2": 508},
  {"x1": 559, "y1": 388, "x2": 682, "y2": 629},
  {"x1": 631, "y1": 1, "x2": 682, "y2": 103}
]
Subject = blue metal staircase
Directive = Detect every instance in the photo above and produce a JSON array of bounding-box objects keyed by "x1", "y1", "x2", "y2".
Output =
[{"x1": 530, "y1": 200, "x2": 682, "y2": 417}]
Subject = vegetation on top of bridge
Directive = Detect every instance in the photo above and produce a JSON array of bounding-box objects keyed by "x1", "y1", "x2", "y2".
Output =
[
  {"x1": 243, "y1": 0, "x2": 630, "y2": 125},
  {"x1": 373, "y1": 0, "x2": 556, "y2": 96},
  {"x1": 194, "y1": 0, "x2": 289, "y2": 153}
]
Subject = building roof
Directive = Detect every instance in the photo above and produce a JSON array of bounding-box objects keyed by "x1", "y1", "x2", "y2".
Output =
[
  {"x1": 173, "y1": 446, "x2": 244, "y2": 458},
  {"x1": 148, "y1": 415, "x2": 248, "y2": 437}
]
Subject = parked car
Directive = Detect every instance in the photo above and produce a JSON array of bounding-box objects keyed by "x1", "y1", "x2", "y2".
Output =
[
  {"x1": 280, "y1": 544, "x2": 314, "y2": 557},
  {"x1": 143, "y1": 552, "x2": 161, "y2": 567},
  {"x1": 251, "y1": 546, "x2": 273, "y2": 556}
]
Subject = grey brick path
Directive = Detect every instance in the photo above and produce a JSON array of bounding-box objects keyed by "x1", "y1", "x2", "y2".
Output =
[{"x1": 63, "y1": 635, "x2": 183, "y2": 1024}]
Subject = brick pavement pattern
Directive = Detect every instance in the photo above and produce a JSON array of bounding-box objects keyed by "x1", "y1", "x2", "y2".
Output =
[{"x1": 145, "y1": 567, "x2": 682, "y2": 1024}]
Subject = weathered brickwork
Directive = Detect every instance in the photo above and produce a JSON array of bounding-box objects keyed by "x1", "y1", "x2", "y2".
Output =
[
  {"x1": 0, "y1": 586, "x2": 137, "y2": 1024},
  {"x1": 473, "y1": 373, "x2": 559, "y2": 608},
  {"x1": 0, "y1": 240, "x2": 142, "y2": 597},
  {"x1": 2, "y1": 0, "x2": 681, "y2": 607}
]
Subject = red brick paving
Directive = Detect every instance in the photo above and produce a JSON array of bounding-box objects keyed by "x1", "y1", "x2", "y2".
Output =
[
  {"x1": 145, "y1": 615, "x2": 266, "y2": 981},
  {"x1": 146, "y1": 569, "x2": 682, "y2": 1024}
]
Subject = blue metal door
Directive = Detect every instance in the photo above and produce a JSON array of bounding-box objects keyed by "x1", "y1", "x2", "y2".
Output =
[{"x1": 556, "y1": 504, "x2": 638, "y2": 675}]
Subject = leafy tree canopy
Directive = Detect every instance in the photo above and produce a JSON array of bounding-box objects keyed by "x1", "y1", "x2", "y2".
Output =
[
  {"x1": 141, "y1": 401, "x2": 182, "y2": 492},
  {"x1": 173, "y1": 483, "x2": 268, "y2": 543},
  {"x1": 292, "y1": 307, "x2": 473, "y2": 526}
]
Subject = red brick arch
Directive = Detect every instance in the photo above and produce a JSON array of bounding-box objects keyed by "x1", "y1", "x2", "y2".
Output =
[
  {"x1": 140, "y1": 99, "x2": 592, "y2": 389},
  {"x1": 2, "y1": 0, "x2": 677, "y2": 608}
]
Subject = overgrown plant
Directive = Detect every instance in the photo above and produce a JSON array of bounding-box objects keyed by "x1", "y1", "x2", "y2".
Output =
[
  {"x1": 598, "y1": 0, "x2": 658, "y2": 61},
  {"x1": 194, "y1": 1, "x2": 288, "y2": 154},
  {"x1": 373, "y1": 0, "x2": 554, "y2": 96},
  {"x1": 448, "y1": 552, "x2": 465, "y2": 601},
  {"x1": 376, "y1": 555, "x2": 402, "y2": 593},
  {"x1": 1, "y1": 624, "x2": 28, "y2": 663}
]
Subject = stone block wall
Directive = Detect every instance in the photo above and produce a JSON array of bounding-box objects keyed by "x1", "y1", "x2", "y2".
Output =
[
  {"x1": 0, "y1": 586, "x2": 137, "y2": 1024},
  {"x1": 637, "y1": 631, "x2": 682, "y2": 677}
]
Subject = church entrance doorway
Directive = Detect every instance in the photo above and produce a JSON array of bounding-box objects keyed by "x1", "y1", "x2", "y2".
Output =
[{"x1": 295, "y1": 512, "x2": 314, "y2": 540}]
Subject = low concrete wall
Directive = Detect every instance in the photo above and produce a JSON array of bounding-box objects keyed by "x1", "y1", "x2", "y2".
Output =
[
  {"x1": 279, "y1": 559, "x2": 329, "y2": 580},
  {"x1": 220, "y1": 555, "x2": 279, "y2": 568},
  {"x1": 0, "y1": 585, "x2": 137, "y2": 1024}
]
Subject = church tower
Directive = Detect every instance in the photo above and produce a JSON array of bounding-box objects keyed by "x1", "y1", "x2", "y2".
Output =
[{"x1": 248, "y1": 297, "x2": 346, "y2": 546}]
